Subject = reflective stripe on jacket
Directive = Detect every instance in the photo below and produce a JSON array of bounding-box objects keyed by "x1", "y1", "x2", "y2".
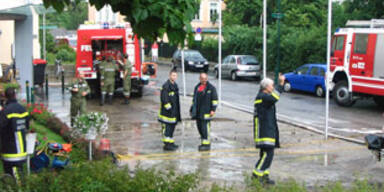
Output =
[
  {"x1": 158, "y1": 80, "x2": 181, "y2": 124},
  {"x1": 0, "y1": 100, "x2": 29, "y2": 162},
  {"x1": 190, "y1": 82, "x2": 218, "y2": 120},
  {"x1": 254, "y1": 86, "x2": 282, "y2": 149}
]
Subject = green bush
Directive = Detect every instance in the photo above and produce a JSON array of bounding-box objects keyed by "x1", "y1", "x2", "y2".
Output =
[
  {"x1": 2, "y1": 160, "x2": 199, "y2": 192},
  {"x1": 56, "y1": 45, "x2": 76, "y2": 63}
]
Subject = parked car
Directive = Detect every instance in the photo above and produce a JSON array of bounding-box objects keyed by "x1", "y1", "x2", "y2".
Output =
[
  {"x1": 283, "y1": 64, "x2": 327, "y2": 97},
  {"x1": 214, "y1": 55, "x2": 261, "y2": 81},
  {"x1": 171, "y1": 49, "x2": 209, "y2": 72}
]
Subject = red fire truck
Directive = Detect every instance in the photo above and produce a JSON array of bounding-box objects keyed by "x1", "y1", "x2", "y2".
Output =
[
  {"x1": 75, "y1": 23, "x2": 147, "y2": 97},
  {"x1": 330, "y1": 23, "x2": 384, "y2": 107}
]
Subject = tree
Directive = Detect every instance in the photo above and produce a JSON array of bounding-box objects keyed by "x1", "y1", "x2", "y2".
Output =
[
  {"x1": 42, "y1": 0, "x2": 199, "y2": 46},
  {"x1": 45, "y1": 1, "x2": 88, "y2": 30}
]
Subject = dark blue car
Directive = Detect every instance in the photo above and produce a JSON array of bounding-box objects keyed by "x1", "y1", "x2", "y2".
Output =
[{"x1": 283, "y1": 64, "x2": 326, "y2": 97}]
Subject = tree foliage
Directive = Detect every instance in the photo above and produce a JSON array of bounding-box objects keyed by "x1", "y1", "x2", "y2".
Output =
[
  {"x1": 45, "y1": 0, "x2": 88, "y2": 30},
  {"x1": 42, "y1": 0, "x2": 199, "y2": 46}
]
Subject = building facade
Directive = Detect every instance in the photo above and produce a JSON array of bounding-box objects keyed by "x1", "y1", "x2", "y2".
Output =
[{"x1": 87, "y1": 0, "x2": 226, "y2": 41}]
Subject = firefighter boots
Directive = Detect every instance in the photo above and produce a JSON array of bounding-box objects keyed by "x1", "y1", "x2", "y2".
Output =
[
  {"x1": 163, "y1": 143, "x2": 178, "y2": 151},
  {"x1": 198, "y1": 144, "x2": 211, "y2": 151},
  {"x1": 100, "y1": 94, "x2": 106, "y2": 106},
  {"x1": 107, "y1": 95, "x2": 113, "y2": 104}
]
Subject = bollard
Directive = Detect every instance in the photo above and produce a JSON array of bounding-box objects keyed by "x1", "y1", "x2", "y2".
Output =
[
  {"x1": 26, "y1": 81, "x2": 30, "y2": 104},
  {"x1": 61, "y1": 71, "x2": 65, "y2": 94},
  {"x1": 45, "y1": 73, "x2": 49, "y2": 98},
  {"x1": 31, "y1": 87, "x2": 35, "y2": 104}
]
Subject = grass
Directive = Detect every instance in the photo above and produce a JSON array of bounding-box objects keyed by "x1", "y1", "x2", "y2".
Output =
[{"x1": 30, "y1": 121, "x2": 66, "y2": 144}]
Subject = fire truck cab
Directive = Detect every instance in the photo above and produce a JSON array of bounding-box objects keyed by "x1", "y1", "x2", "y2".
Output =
[
  {"x1": 330, "y1": 20, "x2": 384, "y2": 108},
  {"x1": 76, "y1": 23, "x2": 147, "y2": 97}
]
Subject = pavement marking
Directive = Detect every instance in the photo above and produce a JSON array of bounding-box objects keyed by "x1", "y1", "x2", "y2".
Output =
[
  {"x1": 116, "y1": 138, "x2": 357, "y2": 161},
  {"x1": 117, "y1": 145, "x2": 365, "y2": 161}
]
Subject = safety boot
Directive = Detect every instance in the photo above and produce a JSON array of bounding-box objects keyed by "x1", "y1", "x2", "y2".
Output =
[
  {"x1": 262, "y1": 175, "x2": 275, "y2": 185},
  {"x1": 123, "y1": 97, "x2": 130, "y2": 105},
  {"x1": 198, "y1": 144, "x2": 211, "y2": 151},
  {"x1": 100, "y1": 94, "x2": 106, "y2": 106},
  {"x1": 107, "y1": 94, "x2": 113, "y2": 104},
  {"x1": 163, "y1": 143, "x2": 178, "y2": 151}
]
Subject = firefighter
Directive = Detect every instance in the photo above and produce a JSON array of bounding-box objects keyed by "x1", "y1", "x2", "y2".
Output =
[
  {"x1": 190, "y1": 73, "x2": 218, "y2": 151},
  {"x1": 252, "y1": 74, "x2": 285, "y2": 185},
  {"x1": 0, "y1": 88, "x2": 29, "y2": 184},
  {"x1": 158, "y1": 70, "x2": 181, "y2": 151},
  {"x1": 100, "y1": 55, "x2": 118, "y2": 105},
  {"x1": 68, "y1": 71, "x2": 90, "y2": 126},
  {"x1": 118, "y1": 54, "x2": 132, "y2": 104}
]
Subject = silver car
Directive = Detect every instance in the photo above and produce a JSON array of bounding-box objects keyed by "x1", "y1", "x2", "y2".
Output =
[{"x1": 214, "y1": 55, "x2": 261, "y2": 81}]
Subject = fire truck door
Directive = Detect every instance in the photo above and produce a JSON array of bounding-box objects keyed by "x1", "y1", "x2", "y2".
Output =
[
  {"x1": 374, "y1": 34, "x2": 384, "y2": 79},
  {"x1": 350, "y1": 33, "x2": 376, "y2": 77}
]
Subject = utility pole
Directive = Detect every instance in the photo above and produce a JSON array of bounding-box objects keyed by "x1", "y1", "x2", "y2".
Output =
[
  {"x1": 263, "y1": 0, "x2": 267, "y2": 78},
  {"x1": 273, "y1": 0, "x2": 283, "y2": 83}
]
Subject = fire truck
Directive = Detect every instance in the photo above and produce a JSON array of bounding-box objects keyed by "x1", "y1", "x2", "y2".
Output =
[
  {"x1": 330, "y1": 20, "x2": 384, "y2": 108},
  {"x1": 75, "y1": 23, "x2": 147, "y2": 97}
]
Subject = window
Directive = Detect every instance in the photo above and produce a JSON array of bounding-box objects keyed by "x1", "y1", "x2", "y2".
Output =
[
  {"x1": 335, "y1": 36, "x2": 345, "y2": 50},
  {"x1": 310, "y1": 67, "x2": 319, "y2": 76},
  {"x1": 354, "y1": 34, "x2": 369, "y2": 54},
  {"x1": 230, "y1": 57, "x2": 236, "y2": 64},
  {"x1": 210, "y1": 2, "x2": 218, "y2": 23},
  {"x1": 319, "y1": 68, "x2": 325, "y2": 76},
  {"x1": 297, "y1": 66, "x2": 309, "y2": 75},
  {"x1": 194, "y1": 4, "x2": 201, "y2": 20}
]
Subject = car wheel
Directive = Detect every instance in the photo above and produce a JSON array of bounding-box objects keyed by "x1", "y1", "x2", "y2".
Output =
[
  {"x1": 283, "y1": 82, "x2": 291, "y2": 92},
  {"x1": 333, "y1": 81, "x2": 355, "y2": 107},
  {"x1": 231, "y1": 71, "x2": 237, "y2": 81},
  {"x1": 215, "y1": 69, "x2": 219, "y2": 79},
  {"x1": 315, "y1": 86, "x2": 324, "y2": 97}
]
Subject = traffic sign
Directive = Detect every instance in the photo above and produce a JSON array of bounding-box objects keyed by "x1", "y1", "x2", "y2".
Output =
[
  {"x1": 272, "y1": 13, "x2": 284, "y2": 19},
  {"x1": 196, "y1": 27, "x2": 202, "y2": 34},
  {"x1": 39, "y1": 25, "x2": 58, "y2": 29}
]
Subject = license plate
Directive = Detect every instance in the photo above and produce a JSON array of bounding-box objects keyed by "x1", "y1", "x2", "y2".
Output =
[
  {"x1": 196, "y1": 65, "x2": 203, "y2": 68},
  {"x1": 247, "y1": 72, "x2": 257, "y2": 76}
]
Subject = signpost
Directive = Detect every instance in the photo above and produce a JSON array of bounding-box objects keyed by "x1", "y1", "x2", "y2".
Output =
[
  {"x1": 218, "y1": 0, "x2": 222, "y2": 106},
  {"x1": 263, "y1": 0, "x2": 267, "y2": 78},
  {"x1": 272, "y1": 0, "x2": 283, "y2": 84}
]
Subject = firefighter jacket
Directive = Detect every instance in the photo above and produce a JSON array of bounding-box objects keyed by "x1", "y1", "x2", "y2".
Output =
[
  {"x1": 190, "y1": 82, "x2": 218, "y2": 120},
  {"x1": 100, "y1": 61, "x2": 118, "y2": 84},
  {"x1": 158, "y1": 80, "x2": 181, "y2": 124},
  {"x1": 0, "y1": 99, "x2": 29, "y2": 162},
  {"x1": 253, "y1": 86, "x2": 283, "y2": 149},
  {"x1": 68, "y1": 78, "x2": 90, "y2": 101}
]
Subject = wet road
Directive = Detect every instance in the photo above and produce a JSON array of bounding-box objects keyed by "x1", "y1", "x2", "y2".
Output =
[
  {"x1": 155, "y1": 64, "x2": 384, "y2": 139},
  {"x1": 41, "y1": 83, "x2": 384, "y2": 187}
]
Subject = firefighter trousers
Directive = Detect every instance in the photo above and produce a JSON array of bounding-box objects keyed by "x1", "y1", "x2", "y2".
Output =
[
  {"x1": 101, "y1": 81, "x2": 115, "y2": 95},
  {"x1": 123, "y1": 77, "x2": 131, "y2": 97},
  {"x1": 196, "y1": 119, "x2": 211, "y2": 145},
  {"x1": 253, "y1": 148, "x2": 274, "y2": 177},
  {"x1": 2, "y1": 160, "x2": 24, "y2": 184},
  {"x1": 161, "y1": 123, "x2": 176, "y2": 144},
  {"x1": 70, "y1": 98, "x2": 86, "y2": 125}
]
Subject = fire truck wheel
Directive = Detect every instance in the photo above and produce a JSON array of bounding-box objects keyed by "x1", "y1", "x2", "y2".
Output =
[
  {"x1": 315, "y1": 86, "x2": 324, "y2": 97},
  {"x1": 374, "y1": 96, "x2": 384, "y2": 109},
  {"x1": 283, "y1": 82, "x2": 291, "y2": 92},
  {"x1": 333, "y1": 81, "x2": 355, "y2": 107}
]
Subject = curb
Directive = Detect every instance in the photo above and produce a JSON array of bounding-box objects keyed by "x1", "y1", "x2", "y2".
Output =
[{"x1": 219, "y1": 100, "x2": 365, "y2": 145}]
